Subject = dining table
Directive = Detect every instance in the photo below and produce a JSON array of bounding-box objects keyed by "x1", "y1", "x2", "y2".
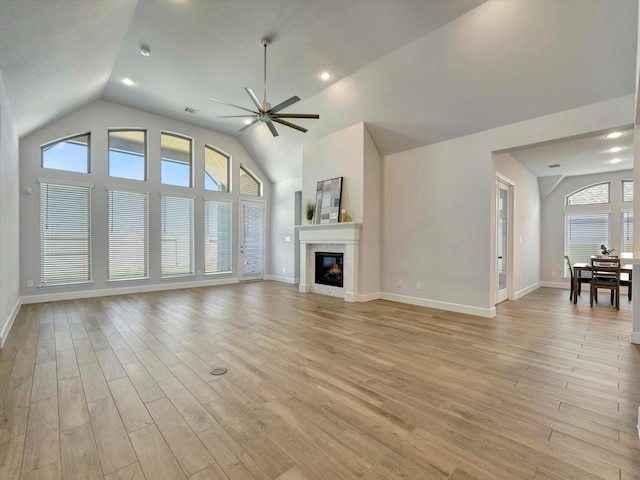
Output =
[{"x1": 572, "y1": 255, "x2": 633, "y2": 304}]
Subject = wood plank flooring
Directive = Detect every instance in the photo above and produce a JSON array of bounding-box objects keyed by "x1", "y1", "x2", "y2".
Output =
[{"x1": 0, "y1": 282, "x2": 639, "y2": 479}]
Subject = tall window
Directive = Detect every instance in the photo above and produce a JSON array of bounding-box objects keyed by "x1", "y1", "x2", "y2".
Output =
[
  {"x1": 109, "y1": 130, "x2": 146, "y2": 180},
  {"x1": 239, "y1": 166, "x2": 261, "y2": 196},
  {"x1": 108, "y1": 190, "x2": 148, "y2": 280},
  {"x1": 205, "y1": 146, "x2": 230, "y2": 192},
  {"x1": 161, "y1": 195, "x2": 194, "y2": 276},
  {"x1": 42, "y1": 133, "x2": 90, "y2": 173},
  {"x1": 621, "y1": 210, "x2": 633, "y2": 254},
  {"x1": 40, "y1": 182, "x2": 91, "y2": 285},
  {"x1": 161, "y1": 133, "x2": 192, "y2": 187},
  {"x1": 204, "y1": 200, "x2": 232, "y2": 274},
  {"x1": 564, "y1": 212, "x2": 611, "y2": 275},
  {"x1": 622, "y1": 180, "x2": 633, "y2": 202}
]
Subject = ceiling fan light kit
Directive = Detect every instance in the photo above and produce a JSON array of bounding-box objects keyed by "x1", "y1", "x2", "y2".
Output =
[{"x1": 210, "y1": 37, "x2": 319, "y2": 137}]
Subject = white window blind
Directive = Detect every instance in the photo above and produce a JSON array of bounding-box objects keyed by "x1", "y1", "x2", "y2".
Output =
[
  {"x1": 204, "y1": 200, "x2": 232, "y2": 273},
  {"x1": 108, "y1": 190, "x2": 149, "y2": 280},
  {"x1": 564, "y1": 212, "x2": 611, "y2": 275},
  {"x1": 161, "y1": 195, "x2": 194, "y2": 276},
  {"x1": 623, "y1": 180, "x2": 633, "y2": 202},
  {"x1": 40, "y1": 182, "x2": 91, "y2": 285},
  {"x1": 621, "y1": 210, "x2": 633, "y2": 254}
]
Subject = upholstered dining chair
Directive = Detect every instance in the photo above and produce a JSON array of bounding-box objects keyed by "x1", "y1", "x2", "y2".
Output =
[{"x1": 590, "y1": 257, "x2": 621, "y2": 310}]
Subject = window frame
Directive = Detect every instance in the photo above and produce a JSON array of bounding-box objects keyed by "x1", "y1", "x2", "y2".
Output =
[
  {"x1": 565, "y1": 182, "x2": 610, "y2": 206},
  {"x1": 108, "y1": 129, "x2": 147, "y2": 181},
  {"x1": 107, "y1": 188, "x2": 150, "y2": 281},
  {"x1": 39, "y1": 179, "x2": 93, "y2": 286},
  {"x1": 239, "y1": 165, "x2": 262, "y2": 197},
  {"x1": 160, "y1": 131, "x2": 193, "y2": 188},
  {"x1": 204, "y1": 144, "x2": 231, "y2": 193},
  {"x1": 41, "y1": 132, "x2": 91, "y2": 174}
]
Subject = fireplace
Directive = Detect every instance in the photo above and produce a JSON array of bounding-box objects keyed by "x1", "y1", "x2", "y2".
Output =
[{"x1": 315, "y1": 252, "x2": 344, "y2": 288}]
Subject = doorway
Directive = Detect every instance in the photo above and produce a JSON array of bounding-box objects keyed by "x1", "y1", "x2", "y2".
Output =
[
  {"x1": 496, "y1": 177, "x2": 512, "y2": 304},
  {"x1": 239, "y1": 200, "x2": 265, "y2": 281}
]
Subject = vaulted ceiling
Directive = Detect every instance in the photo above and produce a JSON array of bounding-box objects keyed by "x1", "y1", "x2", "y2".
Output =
[{"x1": 0, "y1": 0, "x2": 637, "y2": 182}]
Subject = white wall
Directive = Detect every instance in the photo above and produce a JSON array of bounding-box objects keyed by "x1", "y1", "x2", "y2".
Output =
[
  {"x1": 381, "y1": 95, "x2": 634, "y2": 317},
  {"x1": 0, "y1": 70, "x2": 21, "y2": 346},
  {"x1": 494, "y1": 152, "x2": 541, "y2": 299},
  {"x1": 302, "y1": 123, "x2": 365, "y2": 221},
  {"x1": 19, "y1": 100, "x2": 271, "y2": 302},
  {"x1": 268, "y1": 177, "x2": 301, "y2": 283},
  {"x1": 540, "y1": 169, "x2": 632, "y2": 287}
]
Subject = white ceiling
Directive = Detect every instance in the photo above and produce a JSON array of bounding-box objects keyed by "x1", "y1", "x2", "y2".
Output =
[
  {"x1": 508, "y1": 127, "x2": 635, "y2": 178},
  {"x1": 0, "y1": 0, "x2": 637, "y2": 182}
]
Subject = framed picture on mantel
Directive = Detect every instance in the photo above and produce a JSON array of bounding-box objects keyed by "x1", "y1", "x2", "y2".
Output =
[{"x1": 315, "y1": 176, "x2": 343, "y2": 224}]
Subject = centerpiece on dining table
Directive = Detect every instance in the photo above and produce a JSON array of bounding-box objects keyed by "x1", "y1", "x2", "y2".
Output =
[{"x1": 598, "y1": 244, "x2": 616, "y2": 258}]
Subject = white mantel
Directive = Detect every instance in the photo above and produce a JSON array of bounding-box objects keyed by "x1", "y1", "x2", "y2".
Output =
[{"x1": 297, "y1": 223, "x2": 362, "y2": 302}]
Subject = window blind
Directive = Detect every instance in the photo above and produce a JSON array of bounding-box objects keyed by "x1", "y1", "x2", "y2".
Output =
[
  {"x1": 564, "y1": 212, "x2": 611, "y2": 275},
  {"x1": 621, "y1": 210, "x2": 633, "y2": 254},
  {"x1": 161, "y1": 195, "x2": 194, "y2": 276},
  {"x1": 40, "y1": 182, "x2": 91, "y2": 285},
  {"x1": 204, "y1": 200, "x2": 232, "y2": 273},
  {"x1": 108, "y1": 190, "x2": 149, "y2": 280}
]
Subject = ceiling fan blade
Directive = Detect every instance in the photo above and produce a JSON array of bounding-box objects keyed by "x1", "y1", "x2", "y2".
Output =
[
  {"x1": 265, "y1": 119, "x2": 279, "y2": 137},
  {"x1": 239, "y1": 117, "x2": 259, "y2": 132},
  {"x1": 209, "y1": 97, "x2": 257, "y2": 115},
  {"x1": 244, "y1": 88, "x2": 264, "y2": 112},
  {"x1": 272, "y1": 117, "x2": 308, "y2": 133},
  {"x1": 272, "y1": 113, "x2": 319, "y2": 119},
  {"x1": 269, "y1": 95, "x2": 300, "y2": 114}
]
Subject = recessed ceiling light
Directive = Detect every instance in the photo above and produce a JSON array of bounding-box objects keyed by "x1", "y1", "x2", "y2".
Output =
[
  {"x1": 606, "y1": 131, "x2": 623, "y2": 139},
  {"x1": 140, "y1": 45, "x2": 151, "y2": 57},
  {"x1": 608, "y1": 146, "x2": 622, "y2": 153},
  {"x1": 320, "y1": 72, "x2": 332, "y2": 81},
  {"x1": 609, "y1": 158, "x2": 622, "y2": 164},
  {"x1": 243, "y1": 119, "x2": 252, "y2": 125},
  {"x1": 122, "y1": 78, "x2": 135, "y2": 86}
]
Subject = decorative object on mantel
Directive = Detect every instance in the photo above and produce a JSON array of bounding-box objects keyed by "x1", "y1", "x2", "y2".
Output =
[
  {"x1": 315, "y1": 176, "x2": 343, "y2": 224},
  {"x1": 341, "y1": 209, "x2": 351, "y2": 223},
  {"x1": 304, "y1": 200, "x2": 315, "y2": 224},
  {"x1": 600, "y1": 244, "x2": 615, "y2": 256}
]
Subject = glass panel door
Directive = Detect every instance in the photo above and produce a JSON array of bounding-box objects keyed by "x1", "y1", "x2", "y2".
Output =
[
  {"x1": 240, "y1": 201, "x2": 264, "y2": 280},
  {"x1": 496, "y1": 179, "x2": 509, "y2": 304}
]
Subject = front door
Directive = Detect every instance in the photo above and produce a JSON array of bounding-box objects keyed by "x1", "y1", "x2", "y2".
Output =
[
  {"x1": 496, "y1": 179, "x2": 510, "y2": 304},
  {"x1": 239, "y1": 200, "x2": 264, "y2": 281}
]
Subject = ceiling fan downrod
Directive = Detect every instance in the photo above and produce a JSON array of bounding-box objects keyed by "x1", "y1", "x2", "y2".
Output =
[{"x1": 261, "y1": 37, "x2": 271, "y2": 111}]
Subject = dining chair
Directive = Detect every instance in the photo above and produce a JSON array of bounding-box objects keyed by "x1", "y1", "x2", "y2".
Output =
[
  {"x1": 590, "y1": 257, "x2": 621, "y2": 309},
  {"x1": 564, "y1": 255, "x2": 590, "y2": 301}
]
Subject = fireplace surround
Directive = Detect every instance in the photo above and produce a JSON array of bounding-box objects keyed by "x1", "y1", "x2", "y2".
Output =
[{"x1": 297, "y1": 223, "x2": 361, "y2": 301}]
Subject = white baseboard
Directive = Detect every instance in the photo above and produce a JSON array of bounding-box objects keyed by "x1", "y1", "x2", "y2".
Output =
[
  {"x1": 381, "y1": 292, "x2": 496, "y2": 318},
  {"x1": 513, "y1": 282, "x2": 540, "y2": 300},
  {"x1": 265, "y1": 275, "x2": 298, "y2": 284},
  {"x1": 539, "y1": 281, "x2": 569, "y2": 289},
  {"x1": 0, "y1": 298, "x2": 22, "y2": 348},
  {"x1": 358, "y1": 292, "x2": 381, "y2": 302},
  {"x1": 21, "y1": 277, "x2": 240, "y2": 305}
]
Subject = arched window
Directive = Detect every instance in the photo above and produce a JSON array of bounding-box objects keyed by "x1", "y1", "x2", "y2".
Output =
[
  {"x1": 239, "y1": 166, "x2": 261, "y2": 196},
  {"x1": 204, "y1": 145, "x2": 230, "y2": 192},
  {"x1": 42, "y1": 133, "x2": 90, "y2": 173},
  {"x1": 565, "y1": 182, "x2": 609, "y2": 206}
]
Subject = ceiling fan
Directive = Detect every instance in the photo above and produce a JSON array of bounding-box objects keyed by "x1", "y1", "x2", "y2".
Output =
[{"x1": 210, "y1": 37, "x2": 319, "y2": 137}]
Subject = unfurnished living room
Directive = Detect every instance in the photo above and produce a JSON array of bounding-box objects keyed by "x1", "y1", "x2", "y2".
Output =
[{"x1": 1, "y1": 1, "x2": 640, "y2": 479}]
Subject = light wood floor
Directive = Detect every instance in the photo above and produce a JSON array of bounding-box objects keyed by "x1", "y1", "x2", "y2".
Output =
[{"x1": 0, "y1": 282, "x2": 639, "y2": 479}]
